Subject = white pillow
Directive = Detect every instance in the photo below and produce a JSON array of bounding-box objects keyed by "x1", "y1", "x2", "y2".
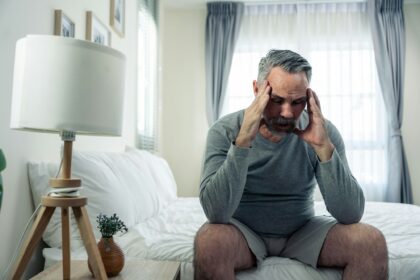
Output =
[
  {"x1": 72, "y1": 150, "x2": 160, "y2": 225},
  {"x1": 126, "y1": 147, "x2": 177, "y2": 205},
  {"x1": 27, "y1": 149, "x2": 167, "y2": 249},
  {"x1": 27, "y1": 161, "x2": 58, "y2": 207}
]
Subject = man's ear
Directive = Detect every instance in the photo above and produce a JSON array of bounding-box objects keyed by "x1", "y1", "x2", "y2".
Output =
[{"x1": 252, "y1": 80, "x2": 258, "y2": 97}]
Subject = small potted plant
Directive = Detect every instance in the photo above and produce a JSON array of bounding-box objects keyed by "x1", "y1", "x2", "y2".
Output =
[{"x1": 89, "y1": 213, "x2": 128, "y2": 277}]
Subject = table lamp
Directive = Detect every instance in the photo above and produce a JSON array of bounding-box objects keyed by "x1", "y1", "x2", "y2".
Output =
[{"x1": 9, "y1": 35, "x2": 126, "y2": 280}]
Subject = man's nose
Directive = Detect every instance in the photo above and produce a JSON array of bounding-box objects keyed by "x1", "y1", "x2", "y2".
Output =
[{"x1": 280, "y1": 103, "x2": 294, "y2": 119}]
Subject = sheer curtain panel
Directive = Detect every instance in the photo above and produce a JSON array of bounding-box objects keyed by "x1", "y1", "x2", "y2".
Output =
[
  {"x1": 223, "y1": 2, "x2": 388, "y2": 201},
  {"x1": 368, "y1": 0, "x2": 412, "y2": 203},
  {"x1": 205, "y1": 2, "x2": 244, "y2": 125}
]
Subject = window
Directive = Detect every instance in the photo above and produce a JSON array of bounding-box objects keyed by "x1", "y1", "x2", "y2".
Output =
[
  {"x1": 222, "y1": 3, "x2": 388, "y2": 201},
  {"x1": 309, "y1": 50, "x2": 387, "y2": 199},
  {"x1": 137, "y1": 0, "x2": 158, "y2": 151}
]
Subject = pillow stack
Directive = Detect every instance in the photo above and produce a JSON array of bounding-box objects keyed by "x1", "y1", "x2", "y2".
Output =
[{"x1": 27, "y1": 148, "x2": 178, "y2": 249}]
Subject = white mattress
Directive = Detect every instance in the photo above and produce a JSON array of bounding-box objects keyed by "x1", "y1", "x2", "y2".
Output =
[{"x1": 43, "y1": 198, "x2": 420, "y2": 280}]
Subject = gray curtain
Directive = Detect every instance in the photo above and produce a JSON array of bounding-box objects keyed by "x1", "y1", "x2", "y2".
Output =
[
  {"x1": 205, "y1": 2, "x2": 244, "y2": 125},
  {"x1": 368, "y1": 0, "x2": 412, "y2": 203}
]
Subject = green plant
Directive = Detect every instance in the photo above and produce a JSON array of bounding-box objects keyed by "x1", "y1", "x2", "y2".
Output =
[
  {"x1": 0, "y1": 149, "x2": 6, "y2": 211},
  {"x1": 96, "y1": 213, "x2": 128, "y2": 238}
]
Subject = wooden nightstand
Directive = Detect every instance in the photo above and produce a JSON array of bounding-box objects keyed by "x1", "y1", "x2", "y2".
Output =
[{"x1": 31, "y1": 259, "x2": 181, "y2": 280}]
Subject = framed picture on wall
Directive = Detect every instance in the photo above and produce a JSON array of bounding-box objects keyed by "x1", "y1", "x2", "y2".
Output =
[
  {"x1": 110, "y1": 0, "x2": 125, "y2": 37},
  {"x1": 86, "y1": 11, "x2": 111, "y2": 46},
  {"x1": 54, "y1": 10, "x2": 75, "y2": 37}
]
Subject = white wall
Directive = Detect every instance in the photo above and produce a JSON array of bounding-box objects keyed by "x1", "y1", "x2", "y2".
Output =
[
  {"x1": 403, "y1": 3, "x2": 420, "y2": 205},
  {"x1": 160, "y1": 7, "x2": 208, "y2": 197},
  {"x1": 0, "y1": 0, "x2": 137, "y2": 276},
  {"x1": 160, "y1": 3, "x2": 420, "y2": 205}
]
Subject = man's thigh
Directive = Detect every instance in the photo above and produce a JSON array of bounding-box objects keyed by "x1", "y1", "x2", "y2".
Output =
[
  {"x1": 194, "y1": 222, "x2": 256, "y2": 271},
  {"x1": 317, "y1": 222, "x2": 387, "y2": 267}
]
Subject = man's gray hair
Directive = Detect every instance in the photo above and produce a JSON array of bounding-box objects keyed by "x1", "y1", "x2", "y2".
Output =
[{"x1": 257, "y1": 49, "x2": 312, "y2": 83}]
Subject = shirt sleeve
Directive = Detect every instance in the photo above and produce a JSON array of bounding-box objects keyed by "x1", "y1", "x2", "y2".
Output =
[
  {"x1": 199, "y1": 126, "x2": 250, "y2": 224},
  {"x1": 315, "y1": 121, "x2": 365, "y2": 224}
]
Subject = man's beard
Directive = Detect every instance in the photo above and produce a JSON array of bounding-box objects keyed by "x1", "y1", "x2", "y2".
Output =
[{"x1": 264, "y1": 116, "x2": 297, "y2": 136}]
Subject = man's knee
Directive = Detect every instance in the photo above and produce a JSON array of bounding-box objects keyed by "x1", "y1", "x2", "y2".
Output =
[
  {"x1": 349, "y1": 224, "x2": 388, "y2": 262},
  {"x1": 346, "y1": 224, "x2": 388, "y2": 278},
  {"x1": 194, "y1": 223, "x2": 240, "y2": 279},
  {"x1": 194, "y1": 222, "x2": 256, "y2": 278},
  {"x1": 355, "y1": 224, "x2": 387, "y2": 250},
  {"x1": 364, "y1": 225, "x2": 388, "y2": 261},
  {"x1": 319, "y1": 222, "x2": 388, "y2": 279},
  {"x1": 194, "y1": 223, "x2": 239, "y2": 261}
]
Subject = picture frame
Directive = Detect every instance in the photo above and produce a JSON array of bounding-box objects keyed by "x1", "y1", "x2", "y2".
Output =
[
  {"x1": 54, "y1": 10, "x2": 75, "y2": 38},
  {"x1": 86, "y1": 11, "x2": 111, "y2": 46},
  {"x1": 110, "y1": 0, "x2": 125, "y2": 37}
]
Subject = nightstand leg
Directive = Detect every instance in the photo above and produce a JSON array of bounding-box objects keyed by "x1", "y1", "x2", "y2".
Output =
[
  {"x1": 73, "y1": 206, "x2": 107, "y2": 280},
  {"x1": 62, "y1": 207, "x2": 71, "y2": 280},
  {"x1": 11, "y1": 206, "x2": 55, "y2": 280}
]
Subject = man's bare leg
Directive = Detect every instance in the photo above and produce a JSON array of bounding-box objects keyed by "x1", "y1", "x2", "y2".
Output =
[
  {"x1": 318, "y1": 223, "x2": 388, "y2": 279},
  {"x1": 194, "y1": 223, "x2": 256, "y2": 280}
]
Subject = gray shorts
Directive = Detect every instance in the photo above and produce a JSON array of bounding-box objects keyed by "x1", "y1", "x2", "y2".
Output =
[{"x1": 230, "y1": 216, "x2": 337, "y2": 268}]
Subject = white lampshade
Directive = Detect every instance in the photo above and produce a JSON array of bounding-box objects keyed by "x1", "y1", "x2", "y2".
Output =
[{"x1": 10, "y1": 35, "x2": 126, "y2": 136}]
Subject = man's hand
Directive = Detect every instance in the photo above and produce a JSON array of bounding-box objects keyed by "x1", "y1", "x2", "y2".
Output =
[
  {"x1": 235, "y1": 81, "x2": 271, "y2": 148},
  {"x1": 294, "y1": 89, "x2": 334, "y2": 161}
]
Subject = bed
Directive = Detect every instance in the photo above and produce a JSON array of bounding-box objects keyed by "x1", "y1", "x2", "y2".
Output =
[{"x1": 28, "y1": 148, "x2": 420, "y2": 280}]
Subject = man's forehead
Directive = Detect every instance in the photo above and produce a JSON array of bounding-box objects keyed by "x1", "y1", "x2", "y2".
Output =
[
  {"x1": 269, "y1": 82, "x2": 308, "y2": 98},
  {"x1": 270, "y1": 91, "x2": 307, "y2": 99}
]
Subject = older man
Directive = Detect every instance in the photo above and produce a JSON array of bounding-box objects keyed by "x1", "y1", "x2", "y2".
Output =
[{"x1": 194, "y1": 50, "x2": 388, "y2": 279}]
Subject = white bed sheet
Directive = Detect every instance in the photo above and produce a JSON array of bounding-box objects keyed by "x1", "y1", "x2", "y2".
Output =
[{"x1": 43, "y1": 198, "x2": 420, "y2": 280}]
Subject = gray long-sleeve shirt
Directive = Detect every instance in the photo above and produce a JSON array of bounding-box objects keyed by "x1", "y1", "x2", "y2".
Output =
[{"x1": 199, "y1": 110, "x2": 365, "y2": 238}]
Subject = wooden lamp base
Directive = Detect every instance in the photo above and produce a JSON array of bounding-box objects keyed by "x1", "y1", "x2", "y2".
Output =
[
  {"x1": 11, "y1": 197, "x2": 107, "y2": 280},
  {"x1": 10, "y1": 139, "x2": 108, "y2": 280}
]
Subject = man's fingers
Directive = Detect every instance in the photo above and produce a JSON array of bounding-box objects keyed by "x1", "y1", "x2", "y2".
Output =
[
  {"x1": 245, "y1": 80, "x2": 270, "y2": 127},
  {"x1": 311, "y1": 89, "x2": 321, "y2": 110},
  {"x1": 307, "y1": 89, "x2": 323, "y2": 118},
  {"x1": 257, "y1": 81, "x2": 270, "y2": 98},
  {"x1": 255, "y1": 80, "x2": 270, "y2": 109},
  {"x1": 256, "y1": 80, "x2": 268, "y2": 95}
]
